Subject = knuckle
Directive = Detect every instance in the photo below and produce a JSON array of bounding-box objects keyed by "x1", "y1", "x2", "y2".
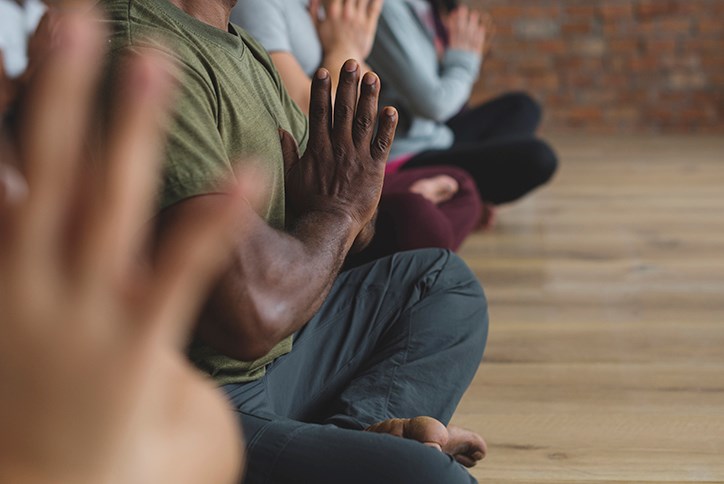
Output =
[
  {"x1": 309, "y1": 102, "x2": 328, "y2": 122},
  {"x1": 355, "y1": 113, "x2": 374, "y2": 133},
  {"x1": 335, "y1": 103, "x2": 355, "y2": 120},
  {"x1": 333, "y1": 143, "x2": 350, "y2": 162},
  {"x1": 373, "y1": 136, "x2": 390, "y2": 156}
]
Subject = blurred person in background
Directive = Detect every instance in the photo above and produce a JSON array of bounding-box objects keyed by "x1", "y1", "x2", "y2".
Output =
[
  {"x1": 232, "y1": 0, "x2": 485, "y2": 264},
  {"x1": 368, "y1": 0, "x2": 558, "y2": 221}
]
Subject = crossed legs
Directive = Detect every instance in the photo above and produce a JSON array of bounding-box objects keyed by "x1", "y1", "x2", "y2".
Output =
[{"x1": 224, "y1": 249, "x2": 489, "y2": 484}]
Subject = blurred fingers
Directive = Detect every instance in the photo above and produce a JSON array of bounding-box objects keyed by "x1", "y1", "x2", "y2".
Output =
[
  {"x1": 468, "y1": 10, "x2": 480, "y2": 33},
  {"x1": 367, "y1": 0, "x2": 383, "y2": 25},
  {"x1": 81, "y1": 50, "x2": 175, "y2": 283},
  {"x1": 17, "y1": 10, "x2": 105, "y2": 258},
  {"x1": 357, "y1": 0, "x2": 370, "y2": 17},
  {"x1": 344, "y1": 0, "x2": 356, "y2": 19},
  {"x1": 324, "y1": 0, "x2": 342, "y2": 19},
  {"x1": 308, "y1": 0, "x2": 322, "y2": 26},
  {"x1": 456, "y1": 5, "x2": 468, "y2": 31}
]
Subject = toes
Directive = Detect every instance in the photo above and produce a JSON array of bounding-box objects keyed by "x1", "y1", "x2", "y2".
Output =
[
  {"x1": 404, "y1": 417, "x2": 449, "y2": 448},
  {"x1": 454, "y1": 453, "x2": 478, "y2": 468}
]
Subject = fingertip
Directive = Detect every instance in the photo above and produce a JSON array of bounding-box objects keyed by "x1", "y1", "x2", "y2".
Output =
[
  {"x1": 343, "y1": 59, "x2": 359, "y2": 73},
  {"x1": 362, "y1": 71, "x2": 378, "y2": 87},
  {"x1": 383, "y1": 106, "x2": 397, "y2": 120}
]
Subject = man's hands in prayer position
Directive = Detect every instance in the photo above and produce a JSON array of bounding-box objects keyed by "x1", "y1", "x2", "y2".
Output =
[
  {"x1": 0, "y1": 11, "x2": 242, "y2": 484},
  {"x1": 167, "y1": 60, "x2": 397, "y2": 361},
  {"x1": 446, "y1": 5, "x2": 495, "y2": 57},
  {"x1": 283, "y1": 61, "x2": 394, "y2": 249}
]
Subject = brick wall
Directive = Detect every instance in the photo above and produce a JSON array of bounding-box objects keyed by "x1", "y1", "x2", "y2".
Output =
[{"x1": 469, "y1": 0, "x2": 724, "y2": 133}]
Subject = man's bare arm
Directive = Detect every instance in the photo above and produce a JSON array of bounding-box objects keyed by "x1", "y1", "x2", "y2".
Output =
[{"x1": 157, "y1": 63, "x2": 397, "y2": 361}]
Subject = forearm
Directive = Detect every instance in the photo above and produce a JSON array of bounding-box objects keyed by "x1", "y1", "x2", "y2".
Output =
[{"x1": 199, "y1": 204, "x2": 357, "y2": 360}]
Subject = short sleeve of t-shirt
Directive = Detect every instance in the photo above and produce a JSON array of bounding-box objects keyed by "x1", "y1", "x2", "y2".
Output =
[{"x1": 161, "y1": 60, "x2": 235, "y2": 211}]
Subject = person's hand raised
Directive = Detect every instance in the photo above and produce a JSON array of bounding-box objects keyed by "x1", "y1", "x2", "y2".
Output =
[
  {"x1": 282, "y1": 60, "x2": 397, "y2": 242},
  {"x1": 0, "y1": 10, "x2": 243, "y2": 484},
  {"x1": 446, "y1": 6, "x2": 495, "y2": 57},
  {"x1": 311, "y1": 0, "x2": 384, "y2": 62}
]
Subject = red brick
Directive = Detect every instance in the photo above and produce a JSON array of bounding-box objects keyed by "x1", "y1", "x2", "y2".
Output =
[
  {"x1": 469, "y1": 0, "x2": 724, "y2": 134},
  {"x1": 635, "y1": 0, "x2": 680, "y2": 20},
  {"x1": 598, "y1": 4, "x2": 633, "y2": 21}
]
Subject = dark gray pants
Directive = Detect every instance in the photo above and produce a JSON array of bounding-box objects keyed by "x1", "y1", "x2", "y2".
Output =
[{"x1": 223, "y1": 249, "x2": 488, "y2": 484}]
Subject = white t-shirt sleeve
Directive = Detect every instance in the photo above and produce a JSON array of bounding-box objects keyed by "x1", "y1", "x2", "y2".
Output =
[{"x1": 230, "y1": 0, "x2": 292, "y2": 54}]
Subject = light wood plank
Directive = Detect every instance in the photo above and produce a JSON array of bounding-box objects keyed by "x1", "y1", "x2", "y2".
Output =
[{"x1": 454, "y1": 135, "x2": 724, "y2": 483}]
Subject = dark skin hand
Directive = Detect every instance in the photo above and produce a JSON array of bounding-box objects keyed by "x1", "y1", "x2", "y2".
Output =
[{"x1": 157, "y1": 62, "x2": 397, "y2": 361}]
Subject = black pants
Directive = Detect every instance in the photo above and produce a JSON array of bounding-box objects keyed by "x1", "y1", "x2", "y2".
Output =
[
  {"x1": 403, "y1": 92, "x2": 558, "y2": 205},
  {"x1": 223, "y1": 249, "x2": 488, "y2": 484}
]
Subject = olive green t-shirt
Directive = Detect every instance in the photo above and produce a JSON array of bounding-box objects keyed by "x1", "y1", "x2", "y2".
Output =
[{"x1": 102, "y1": 0, "x2": 309, "y2": 384}]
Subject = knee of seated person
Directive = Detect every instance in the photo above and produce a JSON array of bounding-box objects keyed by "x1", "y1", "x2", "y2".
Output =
[
  {"x1": 441, "y1": 253, "x2": 488, "y2": 311},
  {"x1": 392, "y1": 248, "x2": 485, "y2": 302},
  {"x1": 528, "y1": 140, "x2": 559, "y2": 184},
  {"x1": 384, "y1": 195, "x2": 457, "y2": 250},
  {"x1": 502, "y1": 91, "x2": 542, "y2": 124}
]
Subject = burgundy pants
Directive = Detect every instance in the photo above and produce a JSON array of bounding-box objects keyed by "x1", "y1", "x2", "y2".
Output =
[{"x1": 347, "y1": 165, "x2": 482, "y2": 267}]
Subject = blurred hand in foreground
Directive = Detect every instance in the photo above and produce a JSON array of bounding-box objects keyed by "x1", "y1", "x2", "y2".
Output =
[{"x1": 0, "y1": 10, "x2": 244, "y2": 484}]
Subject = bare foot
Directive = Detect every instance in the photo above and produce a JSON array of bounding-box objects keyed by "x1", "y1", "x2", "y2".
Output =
[
  {"x1": 366, "y1": 416, "x2": 487, "y2": 467},
  {"x1": 409, "y1": 175, "x2": 459, "y2": 205},
  {"x1": 445, "y1": 425, "x2": 488, "y2": 467}
]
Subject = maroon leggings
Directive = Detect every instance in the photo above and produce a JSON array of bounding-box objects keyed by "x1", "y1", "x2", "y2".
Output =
[{"x1": 347, "y1": 165, "x2": 482, "y2": 267}]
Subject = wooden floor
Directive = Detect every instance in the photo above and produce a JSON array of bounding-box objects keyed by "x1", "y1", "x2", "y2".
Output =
[{"x1": 454, "y1": 135, "x2": 724, "y2": 483}]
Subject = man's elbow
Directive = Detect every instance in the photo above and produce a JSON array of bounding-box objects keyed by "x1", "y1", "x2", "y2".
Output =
[
  {"x1": 413, "y1": 100, "x2": 455, "y2": 123},
  {"x1": 201, "y1": 303, "x2": 294, "y2": 362},
  {"x1": 223, "y1": 331, "x2": 277, "y2": 362}
]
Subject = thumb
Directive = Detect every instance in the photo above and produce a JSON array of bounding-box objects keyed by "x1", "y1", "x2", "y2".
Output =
[{"x1": 278, "y1": 128, "x2": 300, "y2": 176}]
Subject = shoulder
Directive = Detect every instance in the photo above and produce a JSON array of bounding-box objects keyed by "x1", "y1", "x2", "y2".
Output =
[
  {"x1": 101, "y1": 0, "x2": 213, "y2": 88},
  {"x1": 231, "y1": 0, "x2": 293, "y2": 51},
  {"x1": 231, "y1": 0, "x2": 287, "y2": 30},
  {"x1": 232, "y1": 0, "x2": 285, "y2": 18}
]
